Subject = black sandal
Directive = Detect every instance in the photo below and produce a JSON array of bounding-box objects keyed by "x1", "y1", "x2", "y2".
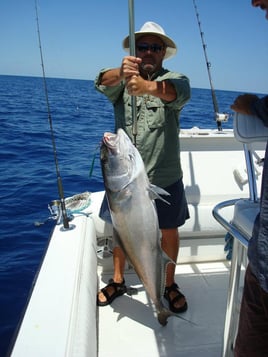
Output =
[
  {"x1": 164, "y1": 283, "x2": 188, "y2": 313},
  {"x1": 97, "y1": 278, "x2": 127, "y2": 306}
]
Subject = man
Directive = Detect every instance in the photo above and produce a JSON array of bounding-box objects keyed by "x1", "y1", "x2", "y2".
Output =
[
  {"x1": 95, "y1": 22, "x2": 190, "y2": 313},
  {"x1": 231, "y1": 1, "x2": 268, "y2": 356}
]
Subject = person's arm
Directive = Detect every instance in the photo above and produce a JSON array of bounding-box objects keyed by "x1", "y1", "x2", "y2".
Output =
[
  {"x1": 231, "y1": 94, "x2": 259, "y2": 114},
  {"x1": 252, "y1": 96, "x2": 268, "y2": 125},
  {"x1": 231, "y1": 94, "x2": 268, "y2": 125},
  {"x1": 100, "y1": 56, "x2": 141, "y2": 87},
  {"x1": 126, "y1": 75, "x2": 177, "y2": 102},
  {"x1": 98, "y1": 56, "x2": 187, "y2": 103},
  {"x1": 100, "y1": 68, "x2": 123, "y2": 87}
]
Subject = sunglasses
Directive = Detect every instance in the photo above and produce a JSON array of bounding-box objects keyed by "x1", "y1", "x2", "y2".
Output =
[{"x1": 136, "y1": 43, "x2": 164, "y2": 53}]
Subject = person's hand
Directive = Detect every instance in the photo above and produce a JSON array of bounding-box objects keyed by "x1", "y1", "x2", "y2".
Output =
[
  {"x1": 126, "y1": 75, "x2": 148, "y2": 96},
  {"x1": 231, "y1": 94, "x2": 259, "y2": 114},
  {"x1": 120, "y1": 56, "x2": 141, "y2": 80}
]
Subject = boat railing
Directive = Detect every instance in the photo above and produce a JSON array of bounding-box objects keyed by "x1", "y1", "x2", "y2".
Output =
[{"x1": 212, "y1": 112, "x2": 268, "y2": 357}]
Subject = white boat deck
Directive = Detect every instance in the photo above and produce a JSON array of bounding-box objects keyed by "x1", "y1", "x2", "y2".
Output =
[
  {"x1": 98, "y1": 261, "x2": 241, "y2": 357},
  {"x1": 9, "y1": 128, "x2": 259, "y2": 357}
]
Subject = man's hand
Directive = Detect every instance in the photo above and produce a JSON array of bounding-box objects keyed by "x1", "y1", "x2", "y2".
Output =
[
  {"x1": 120, "y1": 56, "x2": 142, "y2": 80},
  {"x1": 126, "y1": 75, "x2": 148, "y2": 96}
]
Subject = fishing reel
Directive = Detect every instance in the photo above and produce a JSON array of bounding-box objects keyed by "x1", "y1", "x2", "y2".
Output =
[
  {"x1": 34, "y1": 200, "x2": 74, "y2": 227},
  {"x1": 34, "y1": 192, "x2": 91, "y2": 227},
  {"x1": 47, "y1": 200, "x2": 74, "y2": 225},
  {"x1": 215, "y1": 112, "x2": 230, "y2": 122}
]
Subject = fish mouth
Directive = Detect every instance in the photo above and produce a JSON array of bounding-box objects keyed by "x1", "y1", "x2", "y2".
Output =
[
  {"x1": 101, "y1": 130, "x2": 132, "y2": 191},
  {"x1": 102, "y1": 129, "x2": 129, "y2": 155},
  {"x1": 102, "y1": 132, "x2": 120, "y2": 154},
  {"x1": 103, "y1": 132, "x2": 117, "y2": 147}
]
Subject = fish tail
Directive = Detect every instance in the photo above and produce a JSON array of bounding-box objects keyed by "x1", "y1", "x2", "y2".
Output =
[
  {"x1": 158, "y1": 308, "x2": 198, "y2": 326},
  {"x1": 157, "y1": 308, "x2": 172, "y2": 326}
]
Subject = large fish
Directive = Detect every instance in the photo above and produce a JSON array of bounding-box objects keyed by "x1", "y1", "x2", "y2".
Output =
[{"x1": 100, "y1": 128, "x2": 174, "y2": 326}]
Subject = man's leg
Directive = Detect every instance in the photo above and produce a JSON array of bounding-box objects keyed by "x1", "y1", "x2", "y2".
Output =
[{"x1": 97, "y1": 246, "x2": 126, "y2": 305}]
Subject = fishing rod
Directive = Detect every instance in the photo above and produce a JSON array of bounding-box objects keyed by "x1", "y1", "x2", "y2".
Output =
[
  {"x1": 192, "y1": 0, "x2": 229, "y2": 131},
  {"x1": 128, "y1": 0, "x2": 137, "y2": 146},
  {"x1": 34, "y1": 0, "x2": 70, "y2": 229}
]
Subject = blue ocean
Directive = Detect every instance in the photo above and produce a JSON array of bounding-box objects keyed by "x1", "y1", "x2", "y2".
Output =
[{"x1": 0, "y1": 74, "x2": 260, "y2": 355}]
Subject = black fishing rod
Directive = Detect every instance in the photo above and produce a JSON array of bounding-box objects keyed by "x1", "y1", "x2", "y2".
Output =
[
  {"x1": 193, "y1": 0, "x2": 229, "y2": 131},
  {"x1": 34, "y1": 0, "x2": 70, "y2": 229}
]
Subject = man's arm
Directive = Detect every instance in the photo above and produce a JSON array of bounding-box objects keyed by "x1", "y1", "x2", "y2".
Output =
[
  {"x1": 100, "y1": 56, "x2": 141, "y2": 87},
  {"x1": 100, "y1": 68, "x2": 123, "y2": 87},
  {"x1": 126, "y1": 75, "x2": 177, "y2": 102}
]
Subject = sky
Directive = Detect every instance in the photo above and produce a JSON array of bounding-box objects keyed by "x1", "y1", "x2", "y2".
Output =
[{"x1": 1, "y1": 0, "x2": 268, "y2": 94}]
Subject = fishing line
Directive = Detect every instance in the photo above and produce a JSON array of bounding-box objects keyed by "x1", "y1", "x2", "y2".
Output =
[
  {"x1": 88, "y1": 145, "x2": 100, "y2": 178},
  {"x1": 192, "y1": 0, "x2": 229, "y2": 130},
  {"x1": 34, "y1": 0, "x2": 70, "y2": 229},
  {"x1": 128, "y1": 0, "x2": 137, "y2": 146}
]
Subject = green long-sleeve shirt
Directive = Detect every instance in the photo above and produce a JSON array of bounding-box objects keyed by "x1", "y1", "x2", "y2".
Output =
[{"x1": 95, "y1": 67, "x2": 191, "y2": 188}]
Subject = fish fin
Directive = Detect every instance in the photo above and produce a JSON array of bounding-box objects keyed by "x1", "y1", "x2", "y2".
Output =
[{"x1": 147, "y1": 184, "x2": 170, "y2": 205}]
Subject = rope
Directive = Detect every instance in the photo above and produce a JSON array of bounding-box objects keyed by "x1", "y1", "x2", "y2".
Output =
[{"x1": 65, "y1": 192, "x2": 91, "y2": 214}]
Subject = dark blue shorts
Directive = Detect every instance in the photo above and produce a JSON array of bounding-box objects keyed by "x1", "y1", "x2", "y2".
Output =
[
  {"x1": 99, "y1": 178, "x2": 189, "y2": 230},
  {"x1": 155, "y1": 178, "x2": 190, "y2": 229}
]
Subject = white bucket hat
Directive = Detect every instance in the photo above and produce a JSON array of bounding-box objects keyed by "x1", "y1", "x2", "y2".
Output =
[{"x1": 122, "y1": 21, "x2": 177, "y2": 60}]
